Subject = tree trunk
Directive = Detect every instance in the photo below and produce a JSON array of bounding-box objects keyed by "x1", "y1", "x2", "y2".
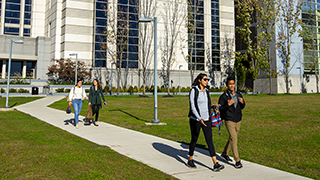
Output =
[
  {"x1": 116, "y1": 69, "x2": 120, "y2": 97},
  {"x1": 285, "y1": 75, "x2": 289, "y2": 94},
  {"x1": 143, "y1": 79, "x2": 146, "y2": 96},
  {"x1": 252, "y1": 79, "x2": 256, "y2": 95},
  {"x1": 316, "y1": 74, "x2": 319, "y2": 93}
]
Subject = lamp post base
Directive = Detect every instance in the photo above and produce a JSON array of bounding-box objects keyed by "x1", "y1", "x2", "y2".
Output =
[
  {"x1": 4, "y1": 106, "x2": 10, "y2": 108},
  {"x1": 151, "y1": 119, "x2": 160, "y2": 123}
]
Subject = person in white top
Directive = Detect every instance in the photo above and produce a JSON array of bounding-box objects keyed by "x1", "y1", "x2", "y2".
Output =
[{"x1": 68, "y1": 80, "x2": 88, "y2": 128}]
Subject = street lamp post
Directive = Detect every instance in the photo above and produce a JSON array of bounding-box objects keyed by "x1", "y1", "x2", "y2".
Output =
[
  {"x1": 4, "y1": 39, "x2": 23, "y2": 108},
  {"x1": 139, "y1": 17, "x2": 159, "y2": 123},
  {"x1": 69, "y1": 53, "x2": 78, "y2": 85},
  {"x1": 179, "y1": 65, "x2": 183, "y2": 94}
]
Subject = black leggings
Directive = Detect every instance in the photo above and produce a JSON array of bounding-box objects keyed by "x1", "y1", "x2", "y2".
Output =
[
  {"x1": 189, "y1": 119, "x2": 216, "y2": 157},
  {"x1": 91, "y1": 104, "x2": 100, "y2": 122}
]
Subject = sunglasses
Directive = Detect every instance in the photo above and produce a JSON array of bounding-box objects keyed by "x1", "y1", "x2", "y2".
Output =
[{"x1": 203, "y1": 78, "x2": 210, "y2": 81}]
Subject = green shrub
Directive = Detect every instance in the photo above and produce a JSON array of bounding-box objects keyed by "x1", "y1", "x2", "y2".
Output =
[
  {"x1": 85, "y1": 89, "x2": 90, "y2": 93},
  {"x1": 9, "y1": 88, "x2": 17, "y2": 93},
  {"x1": 55, "y1": 88, "x2": 64, "y2": 93},
  {"x1": 103, "y1": 86, "x2": 110, "y2": 93},
  {"x1": 133, "y1": 86, "x2": 138, "y2": 93},
  {"x1": 1, "y1": 88, "x2": 5, "y2": 93},
  {"x1": 18, "y1": 88, "x2": 29, "y2": 93},
  {"x1": 65, "y1": 89, "x2": 71, "y2": 93}
]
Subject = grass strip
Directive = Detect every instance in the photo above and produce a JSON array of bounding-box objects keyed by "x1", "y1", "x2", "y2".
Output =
[{"x1": 49, "y1": 93, "x2": 320, "y2": 180}]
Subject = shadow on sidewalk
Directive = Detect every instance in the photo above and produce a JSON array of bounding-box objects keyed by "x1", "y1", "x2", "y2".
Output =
[
  {"x1": 152, "y1": 142, "x2": 211, "y2": 170},
  {"x1": 64, "y1": 118, "x2": 91, "y2": 126},
  {"x1": 108, "y1": 109, "x2": 149, "y2": 122}
]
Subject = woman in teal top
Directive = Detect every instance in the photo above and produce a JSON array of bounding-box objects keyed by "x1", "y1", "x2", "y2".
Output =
[{"x1": 88, "y1": 79, "x2": 106, "y2": 126}]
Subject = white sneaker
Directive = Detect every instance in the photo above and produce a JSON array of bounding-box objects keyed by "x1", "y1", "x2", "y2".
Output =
[{"x1": 76, "y1": 124, "x2": 79, "y2": 129}]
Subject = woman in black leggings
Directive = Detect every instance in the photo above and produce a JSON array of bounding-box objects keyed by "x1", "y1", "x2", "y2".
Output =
[
  {"x1": 187, "y1": 73, "x2": 224, "y2": 172},
  {"x1": 88, "y1": 79, "x2": 106, "y2": 126}
]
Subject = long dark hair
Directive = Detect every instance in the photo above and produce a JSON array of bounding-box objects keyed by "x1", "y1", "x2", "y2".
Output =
[
  {"x1": 192, "y1": 73, "x2": 209, "y2": 89},
  {"x1": 93, "y1": 79, "x2": 102, "y2": 89}
]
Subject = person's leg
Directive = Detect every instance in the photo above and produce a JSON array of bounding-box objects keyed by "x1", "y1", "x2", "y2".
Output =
[
  {"x1": 188, "y1": 119, "x2": 201, "y2": 158},
  {"x1": 224, "y1": 121, "x2": 241, "y2": 162},
  {"x1": 72, "y1": 99, "x2": 80, "y2": 125},
  {"x1": 222, "y1": 120, "x2": 233, "y2": 156},
  {"x1": 95, "y1": 105, "x2": 99, "y2": 122},
  {"x1": 202, "y1": 120, "x2": 216, "y2": 158},
  {"x1": 233, "y1": 121, "x2": 241, "y2": 162}
]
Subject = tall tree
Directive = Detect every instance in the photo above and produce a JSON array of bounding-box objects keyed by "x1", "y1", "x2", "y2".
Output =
[
  {"x1": 101, "y1": 2, "x2": 130, "y2": 97},
  {"x1": 139, "y1": 0, "x2": 157, "y2": 97},
  {"x1": 235, "y1": 0, "x2": 273, "y2": 95},
  {"x1": 300, "y1": 0, "x2": 319, "y2": 93},
  {"x1": 159, "y1": 0, "x2": 186, "y2": 96},
  {"x1": 276, "y1": 0, "x2": 303, "y2": 94},
  {"x1": 47, "y1": 58, "x2": 91, "y2": 83}
]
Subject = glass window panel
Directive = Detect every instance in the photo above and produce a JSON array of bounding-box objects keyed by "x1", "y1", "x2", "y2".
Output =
[
  {"x1": 6, "y1": 18, "x2": 20, "y2": 24},
  {"x1": 4, "y1": 27, "x2": 19, "y2": 35},
  {"x1": 96, "y1": 2, "x2": 107, "y2": 10},
  {"x1": 129, "y1": 45, "x2": 138, "y2": 52},
  {"x1": 95, "y1": 26, "x2": 105, "y2": 34},
  {"x1": 129, "y1": 6, "x2": 138, "y2": 13},
  {"x1": 26, "y1": 61, "x2": 36, "y2": 75},
  {"x1": 195, "y1": 50, "x2": 204, "y2": 56},
  {"x1": 24, "y1": 19, "x2": 30, "y2": 25},
  {"x1": 212, "y1": 2, "x2": 219, "y2": 9},
  {"x1": 212, "y1": 65, "x2": 221, "y2": 71},
  {"x1": 196, "y1": 15, "x2": 204, "y2": 20},
  {"x1": 196, "y1": 28, "x2": 204, "y2": 34},
  {"x1": 129, "y1": 21, "x2": 138, "y2": 28},
  {"x1": 196, "y1": 57, "x2": 204, "y2": 63},
  {"x1": 5, "y1": 11, "x2": 20, "y2": 18},
  {"x1": 24, "y1": 12, "x2": 31, "y2": 19},
  {"x1": 96, "y1": 18, "x2": 107, "y2": 26},
  {"x1": 118, "y1": 13, "x2": 128, "y2": 20},
  {"x1": 211, "y1": 16, "x2": 219, "y2": 22},
  {"x1": 212, "y1": 57, "x2": 220, "y2": 64},
  {"x1": 196, "y1": 21, "x2": 204, "y2": 27},
  {"x1": 96, "y1": 10, "x2": 106, "y2": 17},
  {"x1": 129, "y1": 0, "x2": 138, "y2": 6},
  {"x1": 128, "y1": 53, "x2": 138, "y2": 60},
  {"x1": 212, "y1": 43, "x2": 220, "y2": 50},
  {"x1": 6, "y1": 0, "x2": 21, "y2": 3},
  {"x1": 95, "y1": 35, "x2": 107, "y2": 42},
  {"x1": 25, "y1": 5, "x2": 31, "y2": 12},
  {"x1": 25, "y1": 0, "x2": 32, "y2": 5},
  {"x1": 5, "y1": 3, "x2": 20, "y2": 11},
  {"x1": 23, "y1": 33, "x2": 30, "y2": 37},
  {"x1": 118, "y1": 0, "x2": 128, "y2": 4},
  {"x1": 212, "y1": 30, "x2": 219, "y2": 36},
  {"x1": 118, "y1": 5, "x2": 128, "y2": 12},
  {"x1": 129, "y1": 14, "x2": 138, "y2": 21},
  {"x1": 212, "y1": 51, "x2": 220, "y2": 57},
  {"x1": 211, "y1": 0, "x2": 219, "y2": 2},
  {"x1": 129, "y1": 29, "x2": 138, "y2": 36},
  {"x1": 196, "y1": 43, "x2": 204, "y2": 48},
  {"x1": 129, "y1": 37, "x2": 138, "y2": 44},
  {"x1": 128, "y1": 61, "x2": 138, "y2": 68},
  {"x1": 196, "y1": 64, "x2": 204, "y2": 70},
  {"x1": 197, "y1": 8, "x2": 204, "y2": 14},
  {"x1": 212, "y1": 23, "x2": 219, "y2": 29},
  {"x1": 6, "y1": 61, "x2": 22, "y2": 76},
  {"x1": 95, "y1": 60, "x2": 106, "y2": 67},
  {"x1": 196, "y1": 36, "x2": 204, "y2": 42},
  {"x1": 24, "y1": 28, "x2": 30, "y2": 34},
  {"x1": 211, "y1": 9, "x2": 219, "y2": 15},
  {"x1": 95, "y1": 51, "x2": 106, "y2": 58}
]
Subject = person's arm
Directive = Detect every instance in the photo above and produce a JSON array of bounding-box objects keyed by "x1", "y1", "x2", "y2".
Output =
[
  {"x1": 100, "y1": 87, "x2": 106, "y2": 105},
  {"x1": 238, "y1": 93, "x2": 245, "y2": 109},
  {"x1": 68, "y1": 87, "x2": 74, "y2": 102},
  {"x1": 88, "y1": 87, "x2": 92, "y2": 105},
  {"x1": 189, "y1": 88, "x2": 201, "y2": 121},
  {"x1": 218, "y1": 93, "x2": 228, "y2": 113}
]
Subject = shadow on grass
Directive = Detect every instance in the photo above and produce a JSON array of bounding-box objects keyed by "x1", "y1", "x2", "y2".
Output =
[
  {"x1": 10, "y1": 103, "x2": 18, "y2": 107},
  {"x1": 108, "y1": 109, "x2": 149, "y2": 122}
]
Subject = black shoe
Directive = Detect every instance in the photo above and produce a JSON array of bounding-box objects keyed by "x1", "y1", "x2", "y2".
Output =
[
  {"x1": 187, "y1": 160, "x2": 196, "y2": 168},
  {"x1": 235, "y1": 161, "x2": 243, "y2": 168},
  {"x1": 213, "y1": 162, "x2": 224, "y2": 172},
  {"x1": 221, "y1": 154, "x2": 233, "y2": 162}
]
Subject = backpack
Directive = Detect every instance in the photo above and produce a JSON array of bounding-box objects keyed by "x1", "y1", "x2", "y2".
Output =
[{"x1": 210, "y1": 106, "x2": 223, "y2": 135}]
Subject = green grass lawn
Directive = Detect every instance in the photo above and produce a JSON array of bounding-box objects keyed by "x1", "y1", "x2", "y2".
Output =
[
  {"x1": 49, "y1": 93, "x2": 320, "y2": 180},
  {"x1": 0, "y1": 97, "x2": 176, "y2": 179}
]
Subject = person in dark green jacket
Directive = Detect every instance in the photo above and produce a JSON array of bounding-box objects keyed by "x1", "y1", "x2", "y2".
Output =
[{"x1": 88, "y1": 79, "x2": 106, "y2": 126}]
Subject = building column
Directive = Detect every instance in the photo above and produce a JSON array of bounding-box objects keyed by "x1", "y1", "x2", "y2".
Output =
[
  {"x1": 2, "y1": 60, "x2": 6, "y2": 79},
  {"x1": 22, "y1": 61, "x2": 27, "y2": 78}
]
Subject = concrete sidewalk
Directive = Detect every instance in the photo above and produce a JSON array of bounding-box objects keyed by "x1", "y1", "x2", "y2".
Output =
[{"x1": 15, "y1": 96, "x2": 313, "y2": 180}]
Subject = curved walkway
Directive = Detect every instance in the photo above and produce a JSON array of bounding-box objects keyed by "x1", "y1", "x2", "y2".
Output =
[{"x1": 15, "y1": 96, "x2": 313, "y2": 180}]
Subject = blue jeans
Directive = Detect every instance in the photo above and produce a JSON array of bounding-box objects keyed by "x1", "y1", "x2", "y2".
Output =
[{"x1": 72, "y1": 99, "x2": 83, "y2": 124}]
